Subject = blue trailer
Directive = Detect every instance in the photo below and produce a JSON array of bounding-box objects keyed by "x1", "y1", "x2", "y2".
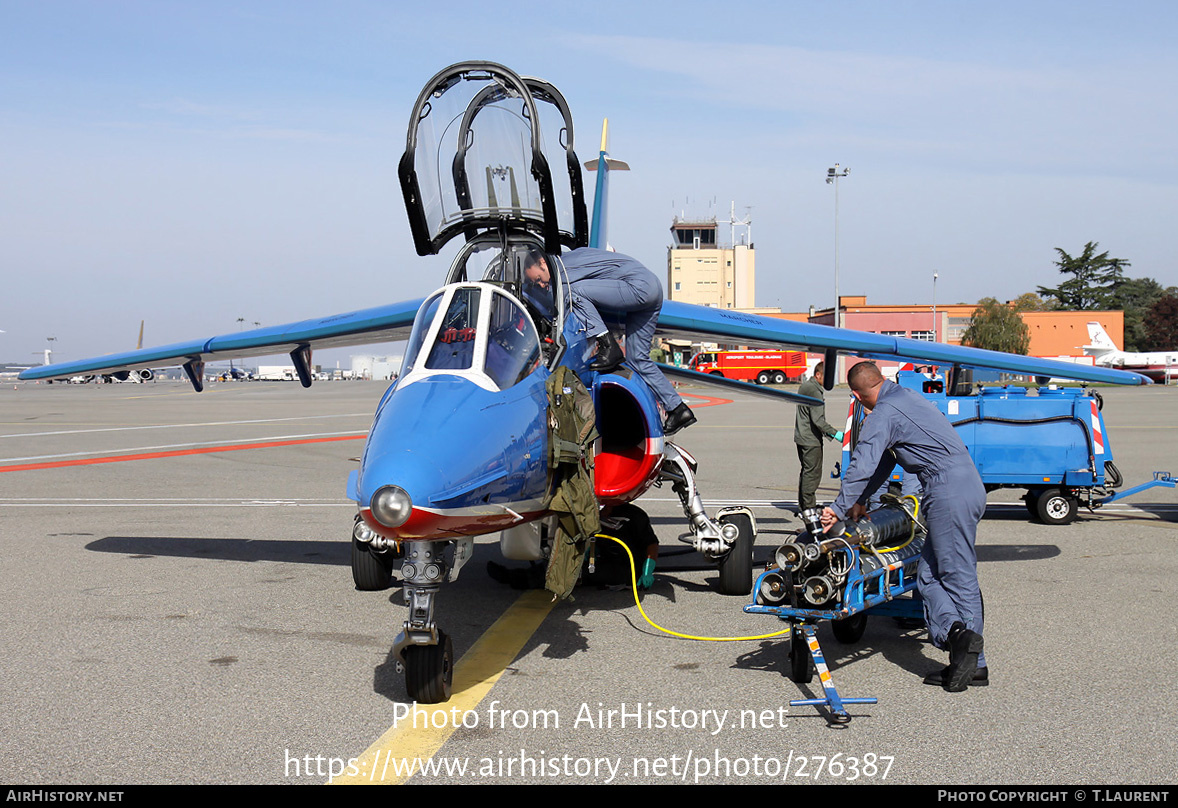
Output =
[{"x1": 839, "y1": 372, "x2": 1173, "y2": 524}]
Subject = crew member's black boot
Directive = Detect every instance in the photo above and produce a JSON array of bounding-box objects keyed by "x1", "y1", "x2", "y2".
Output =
[
  {"x1": 923, "y1": 665, "x2": 989, "y2": 687},
  {"x1": 589, "y1": 333, "x2": 624, "y2": 373},
  {"x1": 944, "y1": 621, "x2": 984, "y2": 692},
  {"x1": 663, "y1": 402, "x2": 697, "y2": 435}
]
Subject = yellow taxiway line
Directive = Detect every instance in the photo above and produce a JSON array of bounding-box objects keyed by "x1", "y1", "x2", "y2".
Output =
[{"x1": 330, "y1": 589, "x2": 556, "y2": 785}]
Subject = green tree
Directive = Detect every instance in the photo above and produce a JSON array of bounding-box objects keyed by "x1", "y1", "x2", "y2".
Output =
[
  {"x1": 1145, "y1": 294, "x2": 1178, "y2": 351},
  {"x1": 961, "y1": 297, "x2": 1030, "y2": 354},
  {"x1": 1106, "y1": 276, "x2": 1176, "y2": 351},
  {"x1": 1013, "y1": 292, "x2": 1050, "y2": 312},
  {"x1": 1037, "y1": 241, "x2": 1130, "y2": 311}
]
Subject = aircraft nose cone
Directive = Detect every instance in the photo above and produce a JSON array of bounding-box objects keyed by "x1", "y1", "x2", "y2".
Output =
[{"x1": 354, "y1": 375, "x2": 548, "y2": 539}]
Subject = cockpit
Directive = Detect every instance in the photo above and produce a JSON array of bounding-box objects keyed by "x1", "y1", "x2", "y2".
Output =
[
  {"x1": 396, "y1": 62, "x2": 589, "y2": 391},
  {"x1": 399, "y1": 240, "x2": 565, "y2": 391}
]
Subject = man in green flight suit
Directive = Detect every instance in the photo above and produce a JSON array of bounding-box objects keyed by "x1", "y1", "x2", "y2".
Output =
[{"x1": 793, "y1": 361, "x2": 844, "y2": 512}]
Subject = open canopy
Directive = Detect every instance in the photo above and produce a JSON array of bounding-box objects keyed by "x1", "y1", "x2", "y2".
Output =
[{"x1": 398, "y1": 61, "x2": 588, "y2": 257}]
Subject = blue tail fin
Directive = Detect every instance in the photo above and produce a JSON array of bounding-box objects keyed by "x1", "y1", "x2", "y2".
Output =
[{"x1": 584, "y1": 119, "x2": 629, "y2": 249}]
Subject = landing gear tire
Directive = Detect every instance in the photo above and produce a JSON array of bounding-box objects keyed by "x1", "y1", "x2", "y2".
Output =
[
  {"x1": 1036, "y1": 488, "x2": 1078, "y2": 525},
  {"x1": 716, "y1": 513, "x2": 754, "y2": 596},
  {"x1": 351, "y1": 538, "x2": 393, "y2": 591},
  {"x1": 404, "y1": 631, "x2": 453, "y2": 704},
  {"x1": 831, "y1": 612, "x2": 868, "y2": 644},
  {"x1": 756, "y1": 371, "x2": 771, "y2": 385},
  {"x1": 790, "y1": 625, "x2": 813, "y2": 684}
]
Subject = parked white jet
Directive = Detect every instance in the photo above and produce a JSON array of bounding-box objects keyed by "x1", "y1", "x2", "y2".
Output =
[{"x1": 1084, "y1": 322, "x2": 1178, "y2": 382}]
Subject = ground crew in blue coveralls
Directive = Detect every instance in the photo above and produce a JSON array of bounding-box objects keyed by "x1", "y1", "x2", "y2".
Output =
[
  {"x1": 821, "y1": 361, "x2": 987, "y2": 692},
  {"x1": 523, "y1": 247, "x2": 696, "y2": 435}
]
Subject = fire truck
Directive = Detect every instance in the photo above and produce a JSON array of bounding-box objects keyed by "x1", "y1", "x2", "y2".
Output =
[{"x1": 688, "y1": 350, "x2": 808, "y2": 384}]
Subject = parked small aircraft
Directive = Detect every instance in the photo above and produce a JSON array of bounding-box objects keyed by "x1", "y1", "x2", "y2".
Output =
[
  {"x1": 1084, "y1": 321, "x2": 1178, "y2": 382},
  {"x1": 66, "y1": 321, "x2": 156, "y2": 384},
  {"x1": 21, "y1": 62, "x2": 1150, "y2": 703}
]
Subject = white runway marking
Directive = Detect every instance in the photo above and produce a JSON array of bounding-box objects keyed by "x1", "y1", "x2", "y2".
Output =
[{"x1": 638, "y1": 497, "x2": 1178, "y2": 513}]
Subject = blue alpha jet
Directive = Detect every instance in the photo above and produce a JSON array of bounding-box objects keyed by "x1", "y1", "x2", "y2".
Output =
[{"x1": 21, "y1": 62, "x2": 1150, "y2": 704}]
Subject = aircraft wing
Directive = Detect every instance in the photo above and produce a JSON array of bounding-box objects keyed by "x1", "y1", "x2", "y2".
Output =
[
  {"x1": 18, "y1": 298, "x2": 424, "y2": 386},
  {"x1": 655, "y1": 301, "x2": 1152, "y2": 386},
  {"x1": 657, "y1": 362, "x2": 824, "y2": 405}
]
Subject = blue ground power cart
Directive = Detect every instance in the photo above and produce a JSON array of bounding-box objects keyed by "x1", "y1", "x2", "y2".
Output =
[{"x1": 839, "y1": 372, "x2": 1174, "y2": 524}]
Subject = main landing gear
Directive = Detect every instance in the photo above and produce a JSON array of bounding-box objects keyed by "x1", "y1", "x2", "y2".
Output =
[{"x1": 659, "y1": 442, "x2": 758, "y2": 596}]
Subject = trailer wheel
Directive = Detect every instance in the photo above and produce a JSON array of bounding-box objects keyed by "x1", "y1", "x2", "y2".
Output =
[
  {"x1": 716, "y1": 513, "x2": 754, "y2": 595},
  {"x1": 1036, "y1": 488, "x2": 1078, "y2": 525},
  {"x1": 756, "y1": 371, "x2": 771, "y2": 385},
  {"x1": 772, "y1": 371, "x2": 787, "y2": 385},
  {"x1": 790, "y1": 626, "x2": 813, "y2": 684},
  {"x1": 832, "y1": 612, "x2": 868, "y2": 644}
]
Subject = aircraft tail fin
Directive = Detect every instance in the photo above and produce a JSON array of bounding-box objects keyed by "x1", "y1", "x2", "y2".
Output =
[
  {"x1": 1083, "y1": 321, "x2": 1119, "y2": 356},
  {"x1": 584, "y1": 118, "x2": 629, "y2": 249}
]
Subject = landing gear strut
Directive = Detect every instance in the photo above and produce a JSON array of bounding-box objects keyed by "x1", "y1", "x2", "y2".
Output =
[
  {"x1": 353, "y1": 509, "x2": 477, "y2": 703},
  {"x1": 659, "y1": 442, "x2": 758, "y2": 595}
]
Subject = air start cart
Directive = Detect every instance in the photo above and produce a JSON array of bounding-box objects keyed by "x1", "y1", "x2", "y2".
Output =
[{"x1": 744, "y1": 497, "x2": 925, "y2": 724}]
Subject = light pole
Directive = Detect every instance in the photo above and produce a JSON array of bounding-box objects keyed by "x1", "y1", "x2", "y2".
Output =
[
  {"x1": 826, "y1": 163, "x2": 849, "y2": 381},
  {"x1": 932, "y1": 272, "x2": 939, "y2": 342}
]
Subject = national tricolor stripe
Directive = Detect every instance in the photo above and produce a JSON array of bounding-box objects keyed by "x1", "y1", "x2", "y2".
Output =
[
  {"x1": 0, "y1": 435, "x2": 366, "y2": 473},
  {"x1": 1090, "y1": 399, "x2": 1105, "y2": 455}
]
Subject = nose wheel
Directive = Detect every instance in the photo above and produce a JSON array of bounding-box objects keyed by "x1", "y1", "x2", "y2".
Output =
[
  {"x1": 391, "y1": 540, "x2": 471, "y2": 703},
  {"x1": 404, "y1": 630, "x2": 453, "y2": 704}
]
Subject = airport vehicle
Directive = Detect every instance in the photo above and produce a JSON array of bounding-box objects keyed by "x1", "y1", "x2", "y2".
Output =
[
  {"x1": 840, "y1": 371, "x2": 1171, "y2": 524},
  {"x1": 1084, "y1": 321, "x2": 1178, "y2": 383},
  {"x1": 20, "y1": 62, "x2": 1150, "y2": 704},
  {"x1": 688, "y1": 350, "x2": 806, "y2": 384}
]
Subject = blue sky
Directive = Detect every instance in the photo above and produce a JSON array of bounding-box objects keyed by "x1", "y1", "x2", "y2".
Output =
[{"x1": 3, "y1": 1, "x2": 1177, "y2": 364}]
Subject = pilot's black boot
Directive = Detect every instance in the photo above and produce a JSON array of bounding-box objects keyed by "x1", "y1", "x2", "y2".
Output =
[
  {"x1": 589, "y1": 333, "x2": 624, "y2": 373},
  {"x1": 664, "y1": 402, "x2": 697, "y2": 435},
  {"x1": 943, "y1": 621, "x2": 984, "y2": 692}
]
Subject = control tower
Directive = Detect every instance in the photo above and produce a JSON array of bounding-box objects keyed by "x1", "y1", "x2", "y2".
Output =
[{"x1": 667, "y1": 209, "x2": 754, "y2": 309}]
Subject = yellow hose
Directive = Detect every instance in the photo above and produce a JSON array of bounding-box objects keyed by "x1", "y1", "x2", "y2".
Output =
[
  {"x1": 595, "y1": 495, "x2": 920, "y2": 641},
  {"x1": 596, "y1": 533, "x2": 792, "y2": 642}
]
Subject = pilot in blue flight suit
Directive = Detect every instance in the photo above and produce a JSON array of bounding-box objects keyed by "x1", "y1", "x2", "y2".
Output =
[
  {"x1": 523, "y1": 247, "x2": 696, "y2": 435},
  {"x1": 821, "y1": 361, "x2": 987, "y2": 692}
]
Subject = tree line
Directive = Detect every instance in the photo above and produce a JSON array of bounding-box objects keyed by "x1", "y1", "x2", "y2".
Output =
[{"x1": 962, "y1": 241, "x2": 1178, "y2": 354}]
